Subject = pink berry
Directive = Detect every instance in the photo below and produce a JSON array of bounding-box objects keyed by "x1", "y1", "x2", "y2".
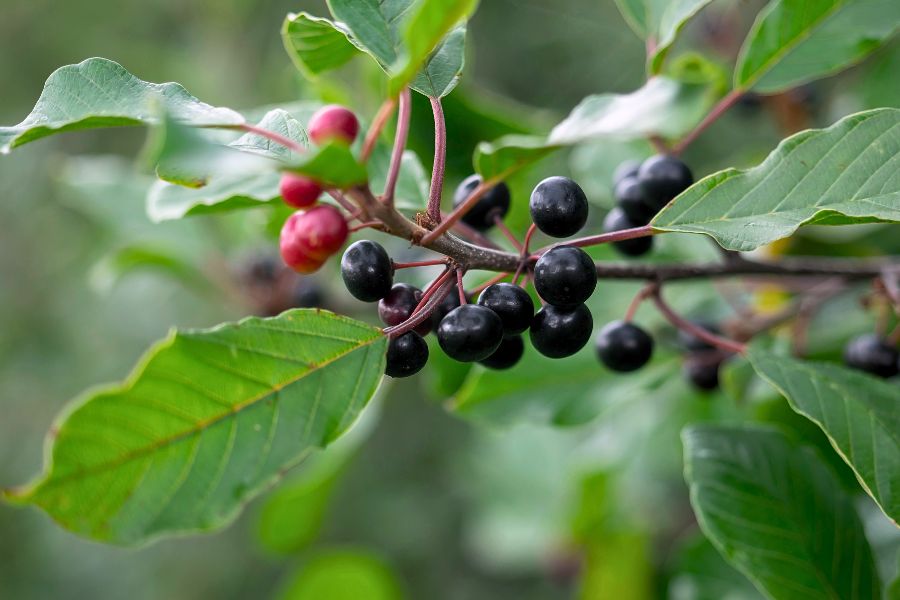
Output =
[
  {"x1": 280, "y1": 173, "x2": 322, "y2": 208},
  {"x1": 308, "y1": 105, "x2": 360, "y2": 145},
  {"x1": 279, "y1": 205, "x2": 349, "y2": 273}
]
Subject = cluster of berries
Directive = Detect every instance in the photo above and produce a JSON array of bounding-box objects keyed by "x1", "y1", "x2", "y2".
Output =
[
  {"x1": 604, "y1": 155, "x2": 693, "y2": 257},
  {"x1": 278, "y1": 105, "x2": 360, "y2": 273}
]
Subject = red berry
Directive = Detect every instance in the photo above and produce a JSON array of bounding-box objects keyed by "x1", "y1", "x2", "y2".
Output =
[
  {"x1": 279, "y1": 205, "x2": 348, "y2": 273},
  {"x1": 308, "y1": 105, "x2": 359, "y2": 145},
  {"x1": 280, "y1": 173, "x2": 322, "y2": 208}
]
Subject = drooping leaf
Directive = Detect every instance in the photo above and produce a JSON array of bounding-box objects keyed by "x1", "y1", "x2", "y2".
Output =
[
  {"x1": 0, "y1": 57, "x2": 243, "y2": 154},
  {"x1": 147, "y1": 172, "x2": 281, "y2": 222},
  {"x1": 549, "y1": 76, "x2": 722, "y2": 144},
  {"x1": 747, "y1": 346, "x2": 900, "y2": 524},
  {"x1": 735, "y1": 0, "x2": 900, "y2": 93},
  {"x1": 683, "y1": 425, "x2": 882, "y2": 600},
  {"x1": 284, "y1": 142, "x2": 368, "y2": 188},
  {"x1": 473, "y1": 135, "x2": 559, "y2": 181},
  {"x1": 229, "y1": 109, "x2": 308, "y2": 162},
  {"x1": 652, "y1": 108, "x2": 900, "y2": 251},
  {"x1": 390, "y1": 0, "x2": 478, "y2": 95},
  {"x1": 281, "y1": 13, "x2": 363, "y2": 78},
  {"x1": 325, "y1": 0, "x2": 468, "y2": 97},
  {"x1": 3, "y1": 310, "x2": 387, "y2": 545}
]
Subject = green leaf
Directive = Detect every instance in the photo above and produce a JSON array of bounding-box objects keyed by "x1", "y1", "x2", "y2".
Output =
[
  {"x1": 667, "y1": 534, "x2": 763, "y2": 600},
  {"x1": 325, "y1": 0, "x2": 468, "y2": 97},
  {"x1": 0, "y1": 57, "x2": 243, "y2": 154},
  {"x1": 473, "y1": 134, "x2": 559, "y2": 181},
  {"x1": 614, "y1": 0, "x2": 649, "y2": 37},
  {"x1": 683, "y1": 425, "x2": 882, "y2": 600},
  {"x1": 147, "y1": 172, "x2": 281, "y2": 222},
  {"x1": 549, "y1": 76, "x2": 722, "y2": 144},
  {"x1": 389, "y1": 0, "x2": 477, "y2": 96},
  {"x1": 652, "y1": 108, "x2": 900, "y2": 251},
  {"x1": 278, "y1": 549, "x2": 403, "y2": 600},
  {"x1": 285, "y1": 141, "x2": 368, "y2": 188},
  {"x1": 3, "y1": 310, "x2": 387, "y2": 545},
  {"x1": 89, "y1": 244, "x2": 213, "y2": 295},
  {"x1": 747, "y1": 346, "x2": 900, "y2": 525},
  {"x1": 281, "y1": 13, "x2": 362, "y2": 78},
  {"x1": 229, "y1": 109, "x2": 308, "y2": 162},
  {"x1": 735, "y1": 0, "x2": 900, "y2": 93}
]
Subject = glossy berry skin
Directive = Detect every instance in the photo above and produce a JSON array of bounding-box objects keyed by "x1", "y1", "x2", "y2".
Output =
[
  {"x1": 340, "y1": 240, "x2": 393, "y2": 302},
  {"x1": 453, "y1": 174, "x2": 511, "y2": 231},
  {"x1": 533, "y1": 246, "x2": 597, "y2": 308},
  {"x1": 280, "y1": 173, "x2": 322, "y2": 208},
  {"x1": 612, "y1": 160, "x2": 641, "y2": 187},
  {"x1": 530, "y1": 304, "x2": 593, "y2": 358},
  {"x1": 477, "y1": 283, "x2": 534, "y2": 336},
  {"x1": 614, "y1": 176, "x2": 656, "y2": 225},
  {"x1": 431, "y1": 291, "x2": 462, "y2": 330},
  {"x1": 843, "y1": 334, "x2": 899, "y2": 378},
  {"x1": 280, "y1": 206, "x2": 348, "y2": 273},
  {"x1": 385, "y1": 332, "x2": 429, "y2": 378},
  {"x1": 378, "y1": 283, "x2": 430, "y2": 336},
  {"x1": 684, "y1": 355, "x2": 720, "y2": 391},
  {"x1": 437, "y1": 304, "x2": 504, "y2": 362},
  {"x1": 308, "y1": 104, "x2": 359, "y2": 145},
  {"x1": 595, "y1": 320, "x2": 654, "y2": 372},
  {"x1": 637, "y1": 155, "x2": 693, "y2": 211},
  {"x1": 529, "y1": 176, "x2": 589, "y2": 237},
  {"x1": 479, "y1": 335, "x2": 525, "y2": 370},
  {"x1": 602, "y1": 207, "x2": 653, "y2": 257}
]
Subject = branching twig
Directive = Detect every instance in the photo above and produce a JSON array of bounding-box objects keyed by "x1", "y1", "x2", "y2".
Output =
[
  {"x1": 383, "y1": 88, "x2": 411, "y2": 205},
  {"x1": 426, "y1": 96, "x2": 447, "y2": 225},
  {"x1": 651, "y1": 288, "x2": 747, "y2": 354}
]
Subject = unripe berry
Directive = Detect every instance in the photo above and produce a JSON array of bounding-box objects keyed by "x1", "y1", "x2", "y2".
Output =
[
  {"x1": 280, "y1": 206, "x2": 348, "y2": 273},
  {"x1": 308, "y1": 104, "x2": 360, "y2": 145},
  {"x1": 341, "y1": 240, "x2": 393, "y2": 302},
  {"x1": 280, "y1": 173, "x2": 323, "y2": 208},
  {"x1": 385, "y1": 332, "x2": 429, "y2": 378},
  {"x1": 453, "y1": 174, "x2": 511, "y2": 231}
]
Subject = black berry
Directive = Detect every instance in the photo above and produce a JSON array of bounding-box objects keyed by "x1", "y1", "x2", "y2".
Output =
[
  {"x1": 533, "y1": 246, "x2": 597, "y2": 308},
  {"x1": 677, "y1": 321, "x2": 721, "y2": 352},
  {"x1": 843, "y1": 334, "x2": 899, "y2": 378},
  {"x1": 602, "y1": 207, "x2": 653, "y2": 257},
  {"x1": 479, "y1": 335, "x2": 525, "y2": 370},
  {"x1": 614, "y1": 176, "x2": 656, "y2": 225},
  {"x1": 379, "y1": 283, "x2": 430, "y2": 336},
  {"x1": 612, "y1": 160, "x2": 641, "y2": 186},
  {"x1": 431, "y1": 291, "x2": 462, "y2": 330},
  {"x1": 530, "y1": 304, "x2": 593, "y2": 358},
  {"x1": 341, "y1": 240, "x2": 393, "y2": 302},
  {"x1": 684, "y1": 354, "x2": 721, "y2": 391},
  {"x1": 477, "y1": 283, "x2": 534, "y2": 336},
  {"x1": 595, "y1": 320, "x2": 654, "y2": 372},
  {"x1": 637, "y1": 155, "x2": 693, "y2": 211},
  {"x1": 385, "y1": 332, "x2": 429, "y2": 378},
  {"x1": 453, "y1": 174, "x2": 511, "y2": 231},
  {"x1": 437, "y1": 304, "x2": 504, "y2": 362},
  {"x1": 529, "y1": 176, "x2": 589, "y2": 238}
]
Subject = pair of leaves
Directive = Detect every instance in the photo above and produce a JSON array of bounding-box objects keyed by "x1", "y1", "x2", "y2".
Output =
[
  {"x1": 283, "y1": 0, "x2": 477, "y2": 98},
  {"x1": 3, "y1": 310, "x2": 387, "y2": 545},
  {"x1": 684, "y1": 424, "x2": 882, "y2": 599},
  {"x1": 652, "y1": 107, "x2": 900, "y2": 251},
  {"x1": 614, "y1": 0, "x2": 715, "y2": 73}
]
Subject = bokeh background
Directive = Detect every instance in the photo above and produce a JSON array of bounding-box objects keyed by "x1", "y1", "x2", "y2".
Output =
[{"x1": 1, "y1": 1, "x2": 898, "y2": 598}]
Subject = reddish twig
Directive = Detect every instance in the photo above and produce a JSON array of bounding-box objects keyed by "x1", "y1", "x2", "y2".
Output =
[
  {"x1": 470, "y1": 272, "x2": 511, "y2": 296},
  {"x1": 651, "y1": 288, "x2": 747, "y2": 354},
  {"x1": 427, "y1": 96, "x2": 446, "y2": 225},
  {"x1": 361, "y1": 97, "x2": 398, "y2": 161},
  {"x1": 624, "y1": 282, "x2": 660, "y2": 322},
  {"x1": 385, "y1": 277, "x2": 455, "y2": 338},
  {"x1": 235, "y1": 123, "x2": 305, "y2": 154},
  {"x1": 493, "y1": 214, "x2": 523, "y2": 251},
  {"x1": 672, "y1": 89, "x2": 744, "y2": 155},
  {"x1": 392, "y1": 258, "x2": 449, "y2": 270},
  {"x1": 421, "y1": 181, "x2": 494, "y2": 244},
  {"x1": 531, "y1": 225, "x2": 657, "y2": 258},
  {"x1": 383, "y1": 88, "x2": 411, "y2": 205}
]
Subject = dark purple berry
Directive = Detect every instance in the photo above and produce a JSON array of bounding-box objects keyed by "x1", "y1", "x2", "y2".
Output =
[
  {"x1": 385, "y1": 332, "x2": 429, "y2": 378},
  {"x1": 437, "y1": 304, "x2": 504, "y2": 362},
  {"x1": 379, "y1": 283, "x2": 430, "y2": 336},
  {"x1": 596, "y1": 320, "x2": 654, "y2": 372},
  {"x1": 684, "y1": 354, "x2": 721, "y2": 391},
  {"x1": 637, "y1": 155, "x2": 693, "y2": 211},
  {"x1": 341, "y1": 240, "x2": 393, "y2": 302},
  {"x1": 533, "y1": 246, "x2": 597, "y2": 308},
  {"x1": 602, "y1": 207, "x2": 653, "y2": 257},
  {"x1": 453, "y1": 174, "x2": 511, "y2": 231},
  {"x1": 843, "y1": 334, "x2": 899, "y2": 378},
  {"x1": 479, "y1": 335, "x2": 525, "y2": 370},
  {"x1": 477, "y1": 283, "x2": 534, "y2": 336},
  {"x1": 530, "y1": 304, "x2": 593, "y2": 358},
  {"x1": 612, "y1": 160, "x2": 641, "y2": 186},
  {"x1": 529, "y1": 176, "x2": 589, "y2": 238},
  {"x1": 614, "y1": 176, "x2": 656, "y2": 225}
]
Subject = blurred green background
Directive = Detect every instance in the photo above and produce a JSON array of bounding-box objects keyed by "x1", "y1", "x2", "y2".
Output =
[{"x1": 1, "y1": 1, "x2": 898, "y2": 598}]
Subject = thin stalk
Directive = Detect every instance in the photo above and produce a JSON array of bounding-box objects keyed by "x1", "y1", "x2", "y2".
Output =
[
  {"x1": 361, "y1": 97, "x2": 398, "y2": 161},
  {"x1": 383, "y1": 88, "x2": 411, "y2": 205},
  {"x1": 651, "y1": 289, "x2": 747, "y2": 354},
  {"x1": 672, "y1": 89, "x2": 744, "y2": 155},
  {"x1": 427, "y1": 96, "x2": 446, "y2": 224}
]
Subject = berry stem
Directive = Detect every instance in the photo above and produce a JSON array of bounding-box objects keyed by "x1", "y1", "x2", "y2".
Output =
[
  {"x1": 492, "y1": 214, "x2": 523, "y2": 251},
  {"x1": 420, "y1": 180, "x2": 496, "y2": 244},
  {"x1": 672, "y1": 89, "x2": 744, "y2": 156},
  {"x1": 235, "y1": 123, "x2": 305, "y2": 154},
  {"x1": 470, "y1": 272, "x2": 511, "y2": 296},
  {"x1": 383, "y1": 88, "x2": 412, "y2": 206},
  {"x1": 385, "y1": 276, "x2": 455, "y2": 338},
  {"x1": 456, "y1": 269, "x2": 468, "y2": 304},
  {"x1": 392, "y1": 258, "x2": 449, "y2": 270},
  {"x1": 531, "y1": 224, "x2": 657, "y2": 258},
  {"x1": 329, "y1": 190, "x2": 359, "y2": 214},
  {"x1": 361, "y1": 97, "x2": 398, "y2": 161},
  {"x1": 419, "y1": 267, "x2": 455, "y2": 305},
  {"x1": 445, "y1": 215, "x2": 503, "y2": 250},
  {"x1": 624, "y1": 282, "x2": 659, "y2": 322},
  {"x1": 349, "y1": 220, "x2": 384, "y2": 233},
  {"x1": 651, "y1": 288, "x2": 747, "y2": 354},
  {"x1": 427, "y1": 96, "x2": 447, "y2": 225}
]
